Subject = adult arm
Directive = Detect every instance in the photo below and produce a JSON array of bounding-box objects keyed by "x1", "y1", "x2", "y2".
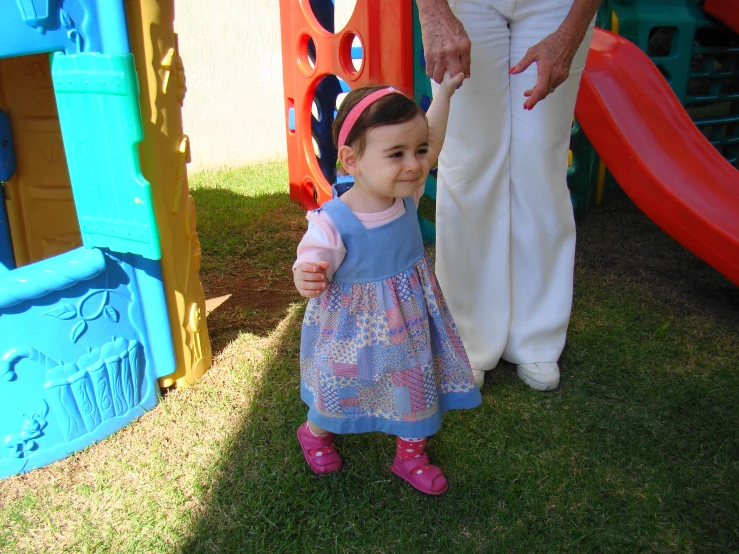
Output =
[
  {"x1": 511, "y1": 0, "x2": 602, "y2": 110},
  {"x1": 416, "y1": 0, "x2": 471, "y2": 84}
]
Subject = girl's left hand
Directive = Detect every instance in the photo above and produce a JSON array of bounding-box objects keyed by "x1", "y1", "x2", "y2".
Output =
[
  {"x1": 438, "y1": 71, "x2": 466, "y2": 97},
  {"x1": 510, "y1": 29, "x2": 581, "y2": 110},
  {"x1": 294, "y1": 261, "x2": 329, "y2": 298}
]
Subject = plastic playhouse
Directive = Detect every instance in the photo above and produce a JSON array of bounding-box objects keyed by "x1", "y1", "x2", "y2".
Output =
[
  {"x1": 0, "y1": 0, "x2": 211, "y2": 479},
  {"x1": 279, "y1": 0, "x2": 739, "y2": 286}
]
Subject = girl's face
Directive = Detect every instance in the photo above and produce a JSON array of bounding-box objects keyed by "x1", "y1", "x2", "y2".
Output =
[{"x1": 349, "y1": 114, "x2": 430, "y2": 202}]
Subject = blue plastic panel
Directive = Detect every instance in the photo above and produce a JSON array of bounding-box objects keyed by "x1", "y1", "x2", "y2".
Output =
[
  {"x1": 0, "y1": 109, "x2": 14, "y2": 273},
  {"x1": 0, "y1": 247, "x2": 176, "y2": 478},
  {"x1": 0, "y1": 245, "x2": 105, "y2": 308},
  {"x1": 313, "y1": 75, "x2": 342, "y2": 185},
  {"x1": 0, "y1": 0, "x2": 130, "y2": 58},
  {"x1": 52, "y1": 52, "x2": 162, "y2": 260},
  {"x1": 0, "y1": 110, "x2": 15, "y2": 181},
  {"x1": 0, "y1": 185, "x2": 15, "y2": 274}
]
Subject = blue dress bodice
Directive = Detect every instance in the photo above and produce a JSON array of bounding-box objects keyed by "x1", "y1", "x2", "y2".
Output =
[{"x1": 318, "y1": 194, "x2": 424, "y2": 284}]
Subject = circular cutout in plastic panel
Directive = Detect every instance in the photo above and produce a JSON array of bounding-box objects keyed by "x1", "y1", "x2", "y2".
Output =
[
  {"x1": 306, "y1": 0, "x2": 358, "y2": 34},
  {"x1": 340, "y1": 32, "x2": 364, "y2": 77},
  {"x1": 297, "y1": 33, "x2": 318, "y2": 75},
  {"x1": 306, "y1": 74, "x2": 343, "y2": 187}
]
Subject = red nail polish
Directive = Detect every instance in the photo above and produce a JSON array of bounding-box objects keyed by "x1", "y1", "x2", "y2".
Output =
[{"x1": 509, "y1": 67, "x2": 515, "y2": 74}]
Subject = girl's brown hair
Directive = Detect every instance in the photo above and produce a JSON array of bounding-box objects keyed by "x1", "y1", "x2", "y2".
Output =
[{"x1": 332, "y1": 86, "x2": 425, "y2": 157}]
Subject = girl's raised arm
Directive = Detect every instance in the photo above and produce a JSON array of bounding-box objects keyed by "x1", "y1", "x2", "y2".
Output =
[{"x1": 426, "y1": 71, "x2": 464, "y2": 167}]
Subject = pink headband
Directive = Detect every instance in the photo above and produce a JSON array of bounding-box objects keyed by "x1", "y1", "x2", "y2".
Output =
[{"x1": 337, "y1": 87, "x2": 403, "y2": 148}]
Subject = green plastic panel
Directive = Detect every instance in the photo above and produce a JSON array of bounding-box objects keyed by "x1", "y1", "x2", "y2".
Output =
[
  {"x1": 412, "y1": 0, "x2": 438, "y2": 243},
  {"x1": 568, "y1": 121, "x2": 599, "y2": 220},
  {"x1": 605, "y1": 1, "x2": 739, "y2": 164},
  {"x1": 571, "y1": 0, "x2": 739, "y2": 218},
  {"x1": 51, "y1": 52, "x2": 161, "y2": 260}
]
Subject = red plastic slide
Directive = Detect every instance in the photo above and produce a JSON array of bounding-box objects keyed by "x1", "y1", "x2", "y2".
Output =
[
  {"x1": 574, "y1": 29, "x2": 739, "y2": 286},
  {"x1": 704, "y1": 0, "x2": 739, "y2": 36}
]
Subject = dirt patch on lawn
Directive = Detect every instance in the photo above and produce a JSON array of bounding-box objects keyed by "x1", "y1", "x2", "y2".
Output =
[{"x1": 201, "y1": 265, "x2": 302, "y2": 354}]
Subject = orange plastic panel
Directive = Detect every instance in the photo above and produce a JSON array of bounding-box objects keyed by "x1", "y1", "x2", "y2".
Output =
[
  {"x1": 704, "y1": 0, "x2": 739, "y2": 36},
  {"x1": 575, "y1": 29, "x2": 739, "y2": 286},
  {"x1": 125, "y1": 0, "x2": 212, "y2": 387},
  {"x1": 279, "y1": 0, "x2": 413, "y2": 209},
  {"x1": 0, "y1": 54, "x2": 80, "y2": 268}
]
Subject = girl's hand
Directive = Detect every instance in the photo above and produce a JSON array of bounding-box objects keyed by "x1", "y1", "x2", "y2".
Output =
[
  {"x1": 294, "y1": 261, "x2": 329, "y2": 298},
  {"x1": 438, "y1": 71, "x2": 466, "y2": 97},
  {"x1": 510, "y1": 29, "x2": 581, "y2": 110}
]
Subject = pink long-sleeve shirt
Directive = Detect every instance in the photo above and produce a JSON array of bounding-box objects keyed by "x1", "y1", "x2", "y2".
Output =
[{"x1": 293, "y1": 187, "x2": 425, "y2": 281}]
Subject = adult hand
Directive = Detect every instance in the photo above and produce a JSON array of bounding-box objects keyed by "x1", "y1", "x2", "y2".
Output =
[
  {"x1": 294, "y1": 261, "x2": 329, "y2": 298},
  {"x1": 510, "y1": 29, "x2": 581, "y2": 110},
  {"x1": 419, "y1": 8, "x2": 471, "y2": 85}
]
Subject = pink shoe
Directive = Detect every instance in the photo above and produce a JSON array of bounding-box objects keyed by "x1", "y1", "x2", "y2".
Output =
[
  {"x1": 297, "y1": 423, "x2": 343, "y2": 475},
  {"x1": 391, "y1": 453, "x2": 448, "y2": 495}
]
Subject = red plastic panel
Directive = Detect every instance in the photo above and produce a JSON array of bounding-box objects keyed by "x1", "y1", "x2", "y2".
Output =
[
  {"x1": 279, "y1": 0, "x2": 413, "y2": 209},
  {"x1": 575, "y1": 29, "x2": 739, "y2": 286},
  {"x1": 704, "y1": 0, "x2": 739, "y2": 36}
]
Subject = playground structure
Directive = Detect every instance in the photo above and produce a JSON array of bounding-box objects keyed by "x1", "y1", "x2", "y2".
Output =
[
  {"x1": 279, "y1": 0, "x2": 414, "y2": 210},
  {"x1": 569, "y1": 0, "x2": 739, "y2": 218},
  {"x1": 0, "y1": 0, "x2": 211, "y2": 479},
  {"x1": 279, "y1": 0, "x2": 739, "y2": 287},
  {"x1": 577, "y1": 28, "x2": 739, "y2": 286}
]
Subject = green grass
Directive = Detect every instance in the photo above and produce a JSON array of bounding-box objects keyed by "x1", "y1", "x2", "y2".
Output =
[
  {"x1": 1, "y1": 161, "x2": 738, "y2": 553},
  {"x1": 190, "y1": 163, "x2": 304, "y2": 276}
]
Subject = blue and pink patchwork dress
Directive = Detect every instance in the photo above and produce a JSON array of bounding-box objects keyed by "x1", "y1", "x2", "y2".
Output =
[{"x1": 300, "y1": 193, "x2": 481, "y2": 437}]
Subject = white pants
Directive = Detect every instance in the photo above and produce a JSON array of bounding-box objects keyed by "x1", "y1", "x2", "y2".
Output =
[{"x1": 433, "y1": 0, "x2": 595, "y2": 370}]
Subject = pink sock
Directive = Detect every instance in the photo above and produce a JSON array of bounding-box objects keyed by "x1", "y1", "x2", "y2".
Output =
[{"x1": 396, "y1": 437, "x2": 427, "y2": 460}]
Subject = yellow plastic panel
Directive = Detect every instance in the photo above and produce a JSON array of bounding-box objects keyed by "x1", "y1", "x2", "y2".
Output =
[
  {"x1": 125, "y1": 0, "x2": 211, "y2": 387},
  {"x1": 0, "y1": 54, "x2": 81, "y2": 268}
]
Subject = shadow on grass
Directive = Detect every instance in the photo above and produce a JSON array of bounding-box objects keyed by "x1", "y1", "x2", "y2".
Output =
[
  {"x1": 190, "y1": 187, "x2": 306, "y2": 354},
  {"x1": 181, "y1": 191, "x2": 739, "y2": 553},
  {"x1": 576, "y1": 190, "x2": 739, "y2": 329}
]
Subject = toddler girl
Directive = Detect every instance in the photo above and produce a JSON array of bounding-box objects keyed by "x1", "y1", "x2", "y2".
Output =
[{"x1": 293, "y1": 72, "x2": 481, "y2": 495}]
